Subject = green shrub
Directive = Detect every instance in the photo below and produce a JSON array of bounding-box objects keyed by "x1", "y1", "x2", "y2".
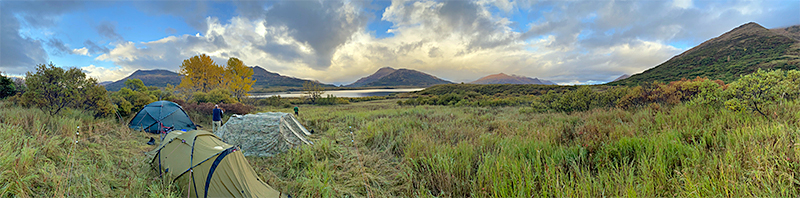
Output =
[
  {"x1": 22, "y1": 63, "x2": 112, "y2": 117},
  {"x1": 723, "y1": 69, "x2": 788, "y2": 117},
  {"x1": 191, "y1": 88, "x2": 237, "y2": 104},
  {"x1": 0, "y1": 73, "x2": 15, "y2": 99}
]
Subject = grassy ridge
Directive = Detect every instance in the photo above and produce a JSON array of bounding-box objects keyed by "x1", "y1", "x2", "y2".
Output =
[
  {"x1": 0, "y1": 102, "x2": 178, "y2": 197},
  {"x1": 611, "y1": 23, "x2": 800, "y2": 86},
  {"x1": 253, "y1": 99, "x2": 800, "y2": 197}
]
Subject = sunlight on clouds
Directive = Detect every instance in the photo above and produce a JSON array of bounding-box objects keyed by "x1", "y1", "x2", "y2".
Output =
[
  {"x1": 72, "y1": 47, "x2": 89, "y2": 56},
  {"x1": 81, "y1": 65, "x2": 133, "y2": 82},
  {"x1": 89, "y1": 0, "x2": 792, "y2": 85}
]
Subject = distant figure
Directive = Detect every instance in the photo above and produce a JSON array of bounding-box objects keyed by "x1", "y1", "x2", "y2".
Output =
[
  {"x1": 294, "y1": 106, "x2": 299, "y2": 116},
  {"x1": 213, "y1": 104, "x2": 224, "y2": 132}
]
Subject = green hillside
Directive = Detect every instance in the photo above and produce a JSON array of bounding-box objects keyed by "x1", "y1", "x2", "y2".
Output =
[
  {"x1": 610, "y1": 22, "x2": 800, "y2": 86},
  {"x1": 250, "y1": 66, "x2": 335, "y2": 89},
  {"x1": 362, "y1": 68, "x2": 452, "y2": 87},
  {"x1": 103, "y1": 69, "x2": 182, "y2": 91}
]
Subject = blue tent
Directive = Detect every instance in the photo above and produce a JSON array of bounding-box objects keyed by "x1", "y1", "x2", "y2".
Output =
[{"x1": 129, "y1": 101, "x2": 197, "y2": 133}]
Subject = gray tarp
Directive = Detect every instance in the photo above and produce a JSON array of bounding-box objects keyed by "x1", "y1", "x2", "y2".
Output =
[{"x1": 214, "y1": 112, "x2": 312, "y2": 157}]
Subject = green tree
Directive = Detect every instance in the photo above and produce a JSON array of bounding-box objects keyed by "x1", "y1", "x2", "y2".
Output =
[
  {"x1": 724, "y1": 69, "x2": 785, "y2": 117},
  {"x1": 23, "y1": 63, "x2": 106, "y2": 116},
  {"x1": 124, "y1": 78, "x2": 147, "y2": 91},
  {"x1": 303, "y1": 81, "x2": 325, "y2": 104},
  {"x1": 0, "y1": 73, "x2": 15, "y2": 99}
]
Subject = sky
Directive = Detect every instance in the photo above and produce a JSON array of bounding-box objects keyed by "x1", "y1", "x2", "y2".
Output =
[{"x1": 1, "y1": 0, "x2": 798, "y2": 85}]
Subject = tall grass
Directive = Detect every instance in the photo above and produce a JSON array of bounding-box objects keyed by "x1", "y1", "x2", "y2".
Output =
[
  {"x1": 4, "y1": 94, "x2": 799, "y2": 197},
  {"x1": 252, "y1": 99, "x2": 800, "y2": 197},
  {"x1": 0, "y1": 101, "x2": 178, "y2": 197}
]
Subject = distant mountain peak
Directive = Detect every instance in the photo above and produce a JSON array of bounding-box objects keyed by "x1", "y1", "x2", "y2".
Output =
[
  {"x1": 470, "y1": 73, "x2": 556, "y2": 85},
  {"x1": 611, "y1": 74, "x2": 631, "y2": 82},
  {"x1": 346, "y1": 67, "x2": 451, "y2": 87}
]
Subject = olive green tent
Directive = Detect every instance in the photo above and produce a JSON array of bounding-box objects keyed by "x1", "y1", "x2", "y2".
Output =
[{"x1": 149, "y1": 130, "x2": 286, "y2": 198}]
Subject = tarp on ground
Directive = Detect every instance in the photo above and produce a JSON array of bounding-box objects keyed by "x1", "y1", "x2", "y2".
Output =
[
  {"x1": 149, "y1": 129, "x2": 286, "y2": 198},
  {"x1": 214, "y1": 112, "x2": 312, "y2": 157},
  {"x1": 129, "y1": 101, "x2": 196, "y2": 133}
]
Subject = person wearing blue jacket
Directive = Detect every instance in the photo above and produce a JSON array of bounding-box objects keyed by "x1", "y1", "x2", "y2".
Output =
[{"x1": 212, "y1": 104, "x2": 224, "y2": 132}]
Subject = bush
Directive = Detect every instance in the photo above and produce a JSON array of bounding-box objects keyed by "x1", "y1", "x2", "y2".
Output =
[
  {"x1": 22, "y1": 63, "x2": 112, "y2": 116},
  {"x1": 182, "y1": 102, "x2": 254, "y2": 116},
  {"x1": 723, "y1": 69, "x2": 795, "y2": 117},
  {"x1": 316, "y1": 94, "x2": 350, "y2": 105},
  {"x1": 257, "y1": 96, "x2": 290, "y2": 107},
  {"x1": 0, "y1": 73, "x2": 15, "y2": 99},
  {"x1": 191, "y1": 88, "x2": 237, "y2": 104}
]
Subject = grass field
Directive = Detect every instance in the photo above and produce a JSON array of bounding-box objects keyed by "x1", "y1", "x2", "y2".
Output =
[
  {"x1": 253, "y1": 99, "x2": 800, "y2": 197},
  {"x1": 2, "y1": 97, "x2": 800, "y2": 197}
]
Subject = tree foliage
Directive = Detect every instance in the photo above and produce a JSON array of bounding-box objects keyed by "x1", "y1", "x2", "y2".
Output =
[
  {"x1": 177, "y1": 55, "x2": 255, "y2": 103},
  {"x1": 22, "y1": 63, "x2": 113, "y2": 116},
  {"x1": 723, "y1": 69, "x2": 798, "y2": 117},
  {"x1": 303, "y1": 81, "x2": 325, "y2": 104},
  {"x1": 178, "y1": 54, "x2": 224, "y2": 93},
  {"x1": 191, "y1": 88, "x2": 236, "y2": 104},
  {"x1": 0, "y1": 73, "x2": 15, "y2": 99},
  {"x1": 224, "y1": 57, "x2": 255, "y2": 101}
]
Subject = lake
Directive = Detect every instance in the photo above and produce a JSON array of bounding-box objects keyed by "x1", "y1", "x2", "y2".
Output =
[{"x1": 250, "y1": 88, "x2": 424, "y2": 98}]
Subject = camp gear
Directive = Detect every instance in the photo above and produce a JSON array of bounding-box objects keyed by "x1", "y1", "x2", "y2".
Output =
[
  {"x1": 130, "y1": 101, "x2": 197, "y2": 134},
  {"x1": 214, "y1": 112, "x2": 311, "y2": 157},
  {"x1": 149, "y1": 130, "x2": 285, "y2": 198}
]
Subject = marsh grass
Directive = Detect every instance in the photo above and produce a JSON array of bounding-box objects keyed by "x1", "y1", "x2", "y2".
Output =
[
  {"x1": 0, "y1": 101, "x2": 178, "y2": 197},
  {"x1": 252, "y1": 99, "x2": 800, "y2": 197},
  {"x1": 5, "y1": 95, "x2": 800, "y2": 197}
]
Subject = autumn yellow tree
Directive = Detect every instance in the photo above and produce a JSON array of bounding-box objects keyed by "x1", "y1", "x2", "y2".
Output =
[
  {"x1": 224, "y1": 57, "x2": 255, "y2": 101},
  {"x1": 178, "y1": 54, "x2": 224, "y2": 93}
]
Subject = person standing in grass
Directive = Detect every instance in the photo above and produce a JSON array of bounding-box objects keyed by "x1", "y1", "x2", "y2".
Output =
[
  {"x1": 294, "y1": 106, "x2": 299, "y2": 116},
  {"x1": 212, "y1": 104, "x2": 224, "y2": 132}
]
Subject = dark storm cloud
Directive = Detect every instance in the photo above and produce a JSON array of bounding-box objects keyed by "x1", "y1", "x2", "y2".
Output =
[
  {"x1": 234, "y1": 1, "x2": 268, "y2": 20},
  {"x1": 0, "y1": 4, "x2": 49, "y2": 74},
  {"x1": 438, "y1": 1, "x2": 519, "y2": 51},
  {"x1": 264, "y1": 1, "x2": 368, "y2": 69},
  {"x1": 134, "y1": 1, "x2": 210, "y2": 33}
]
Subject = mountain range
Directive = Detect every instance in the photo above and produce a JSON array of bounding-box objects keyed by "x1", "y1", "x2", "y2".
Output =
[
  {"x1": 103, "y1": 69, "x2": 182, "y2": 91},
  {"x1": 610, "y1": 22, "x2": 800, "y2": 86},
  {"x1": 101, "y1": 22, "x2": 799, "y2": 91},
  {"x1": 345, "y1": 67, "x2": 452, "y2": 87},
  {"x1": 103, "y1": 66, "x2": 334, "y2": 91},
  {"x1": 469, "y1": 73, "x2": 556, "y2": 85}
]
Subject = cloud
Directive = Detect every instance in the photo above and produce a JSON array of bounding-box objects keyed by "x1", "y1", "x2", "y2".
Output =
[
  {"x1": 44, "y1": 38, "x2": 91, "y2": 56},
  {"x1": 84, "y1": 40, "x2": 110, "y2": 54},
  {"x1": 0, "y1": 5, "x2": 49, "y2": 75},
  {"x1": 72, "y1": 47, "x2": 90, "y2": 56},
  {"x1": 134, "y1": 1, "x2": 210, "y2": 33},
  {"x1": 165, "y1": 27, "x2": 177, "y2": 34},
  {"x1": 93, "y1": 0, "x2": 798, "y2": 85},
  {"x1": 263, "y1": 1, "x2": 369, "y2": 69},
  {"x1": 81, "y1": 65, "x2": 133, "y2": 82},
  {"x1": 96, "y1": 21, "x2": 124, "y2": 41},
  {"x1": 46, "y1": 38, "x2": 73, "y2": 55}
]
